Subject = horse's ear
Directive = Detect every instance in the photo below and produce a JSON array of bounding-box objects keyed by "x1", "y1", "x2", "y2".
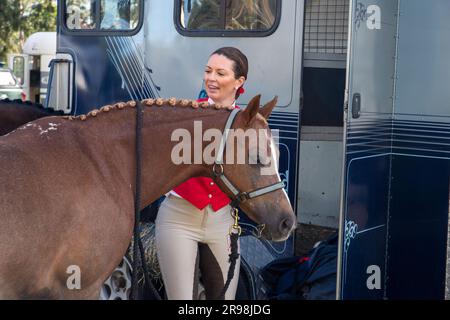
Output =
[
  {"x1": 259, "y1": 96, "x2": 278, "y2": 120},
  {"x1": 242, "y1": 94, "x2": 261, "y2": 126}
]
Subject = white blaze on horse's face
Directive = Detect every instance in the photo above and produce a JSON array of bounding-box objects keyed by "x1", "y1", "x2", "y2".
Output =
[
  {"x1": 234, "y1": 117, "x2": 295, "y2": 240},
  {"x1": 219, "y1": 95, "x2": 296, "y2": 241},
  {"x1": 266, "y1": 131, "x2": 292, "y2": 208},
  {"x1": 256, "y1": 129, "x2": 294, "y2": 240}
]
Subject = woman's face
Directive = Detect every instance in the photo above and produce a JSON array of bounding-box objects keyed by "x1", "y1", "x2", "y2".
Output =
[{"x1": 204, "y1": 54, "x2": 245, "y2": 104}]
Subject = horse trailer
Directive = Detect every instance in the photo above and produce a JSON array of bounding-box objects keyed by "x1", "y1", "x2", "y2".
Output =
[
  {"x1": 8, "y1": 32, "x2": 56, "y2": 104},
  {"x1": 44, "y1": 0, "x2": 450, "y2": 299}
]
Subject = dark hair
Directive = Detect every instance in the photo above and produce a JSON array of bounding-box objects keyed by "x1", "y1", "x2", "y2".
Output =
[{"x1": 211, "y1": 47, "x2": 248, "y2": 99}]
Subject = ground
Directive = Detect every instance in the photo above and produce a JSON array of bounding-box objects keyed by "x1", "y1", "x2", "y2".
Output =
[{"x1": 294, "y1": 223, "x2": 337, "y2": 257}]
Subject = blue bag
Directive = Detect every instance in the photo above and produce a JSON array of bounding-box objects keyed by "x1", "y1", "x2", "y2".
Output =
[{"x1": 261, "y1": 233, "x2": 338, "y2": 300}]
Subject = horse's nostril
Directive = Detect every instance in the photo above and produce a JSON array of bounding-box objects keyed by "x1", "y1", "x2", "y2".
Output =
[{"x1": 279, "y1": 216, "x2": 295, "y2": 235}]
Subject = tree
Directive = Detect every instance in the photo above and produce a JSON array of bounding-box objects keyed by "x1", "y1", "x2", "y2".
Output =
[
  {"x1": 0, "y1": 0, "x2": 21, "y2": 62},
  {"x1": 0, "y1": 0, "x2": 56, "y2": 62}
]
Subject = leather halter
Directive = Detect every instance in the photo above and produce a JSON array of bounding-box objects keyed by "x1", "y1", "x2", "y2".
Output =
[
  {"x1": 212, "y1": 109, "x2": 285, "y2": 226},
  {"x1": 213, "y1": 107, "x2": 286, "y2": 299}
]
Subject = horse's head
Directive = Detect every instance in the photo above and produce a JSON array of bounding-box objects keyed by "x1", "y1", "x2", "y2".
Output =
[{"x1": 217, "y1": 95, "x2": 296, "y2": 241}]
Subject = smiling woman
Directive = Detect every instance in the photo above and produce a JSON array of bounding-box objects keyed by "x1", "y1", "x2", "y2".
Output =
[{"x1": 204, "y1": 47, "x2": 248, "y2": 106}]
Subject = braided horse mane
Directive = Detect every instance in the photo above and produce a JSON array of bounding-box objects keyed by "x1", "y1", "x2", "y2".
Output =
[{"x1": 63, "y1": 97, "x2": 235, "y2": 121}]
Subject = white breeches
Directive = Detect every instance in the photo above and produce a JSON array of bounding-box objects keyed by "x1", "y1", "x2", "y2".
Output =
[{"x1": 155, "y1": 194, "x2": 240, "y2": 300}]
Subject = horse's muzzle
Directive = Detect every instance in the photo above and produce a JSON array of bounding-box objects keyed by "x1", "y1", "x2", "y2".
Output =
[
  {"x1": 262, "y1": 212, "x2": 296, "y2": 242},
  {"x1": 279, "y1": 214, "x2": 296, "y2": 237}
]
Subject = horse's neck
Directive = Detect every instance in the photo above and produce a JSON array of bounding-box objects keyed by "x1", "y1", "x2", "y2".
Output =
[
  {"x1": 139, "y1": 106, "x2": 230, "y2": 207},
  {"x1": 79, "y1": 105, "x2": 229, "y2": 208},
  {"x1": 0, "y1": 105, "x2": 48, "y2": 135},
  {"x1": 1, "y1": 104, "x2": 46, "y2": 119}
]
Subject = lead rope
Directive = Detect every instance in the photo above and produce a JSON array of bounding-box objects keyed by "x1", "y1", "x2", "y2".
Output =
[
  {"x1": 131, "y1": 100, "x2": 161, "y2": 300},
  {"x1": 216, "y1": 208, "x2": 241, "y2": 300}
]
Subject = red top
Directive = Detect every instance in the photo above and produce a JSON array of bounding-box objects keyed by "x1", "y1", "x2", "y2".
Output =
[{"x1": 172, "y1": 97, "x2": 236, "y2": 211}]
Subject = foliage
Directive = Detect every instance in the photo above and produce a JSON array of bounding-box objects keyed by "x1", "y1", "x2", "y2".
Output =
[{"x1": 0, "y1": 0, "x2": 56, "y2": 62}]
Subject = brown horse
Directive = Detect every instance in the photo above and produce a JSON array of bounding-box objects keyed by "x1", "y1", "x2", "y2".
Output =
[
  {"x1": 0, "y1": 95, "x2": 295, "y2": 299},
  {"x1": 0, "y1": 99, "x2": 64, "y2": 136}
]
